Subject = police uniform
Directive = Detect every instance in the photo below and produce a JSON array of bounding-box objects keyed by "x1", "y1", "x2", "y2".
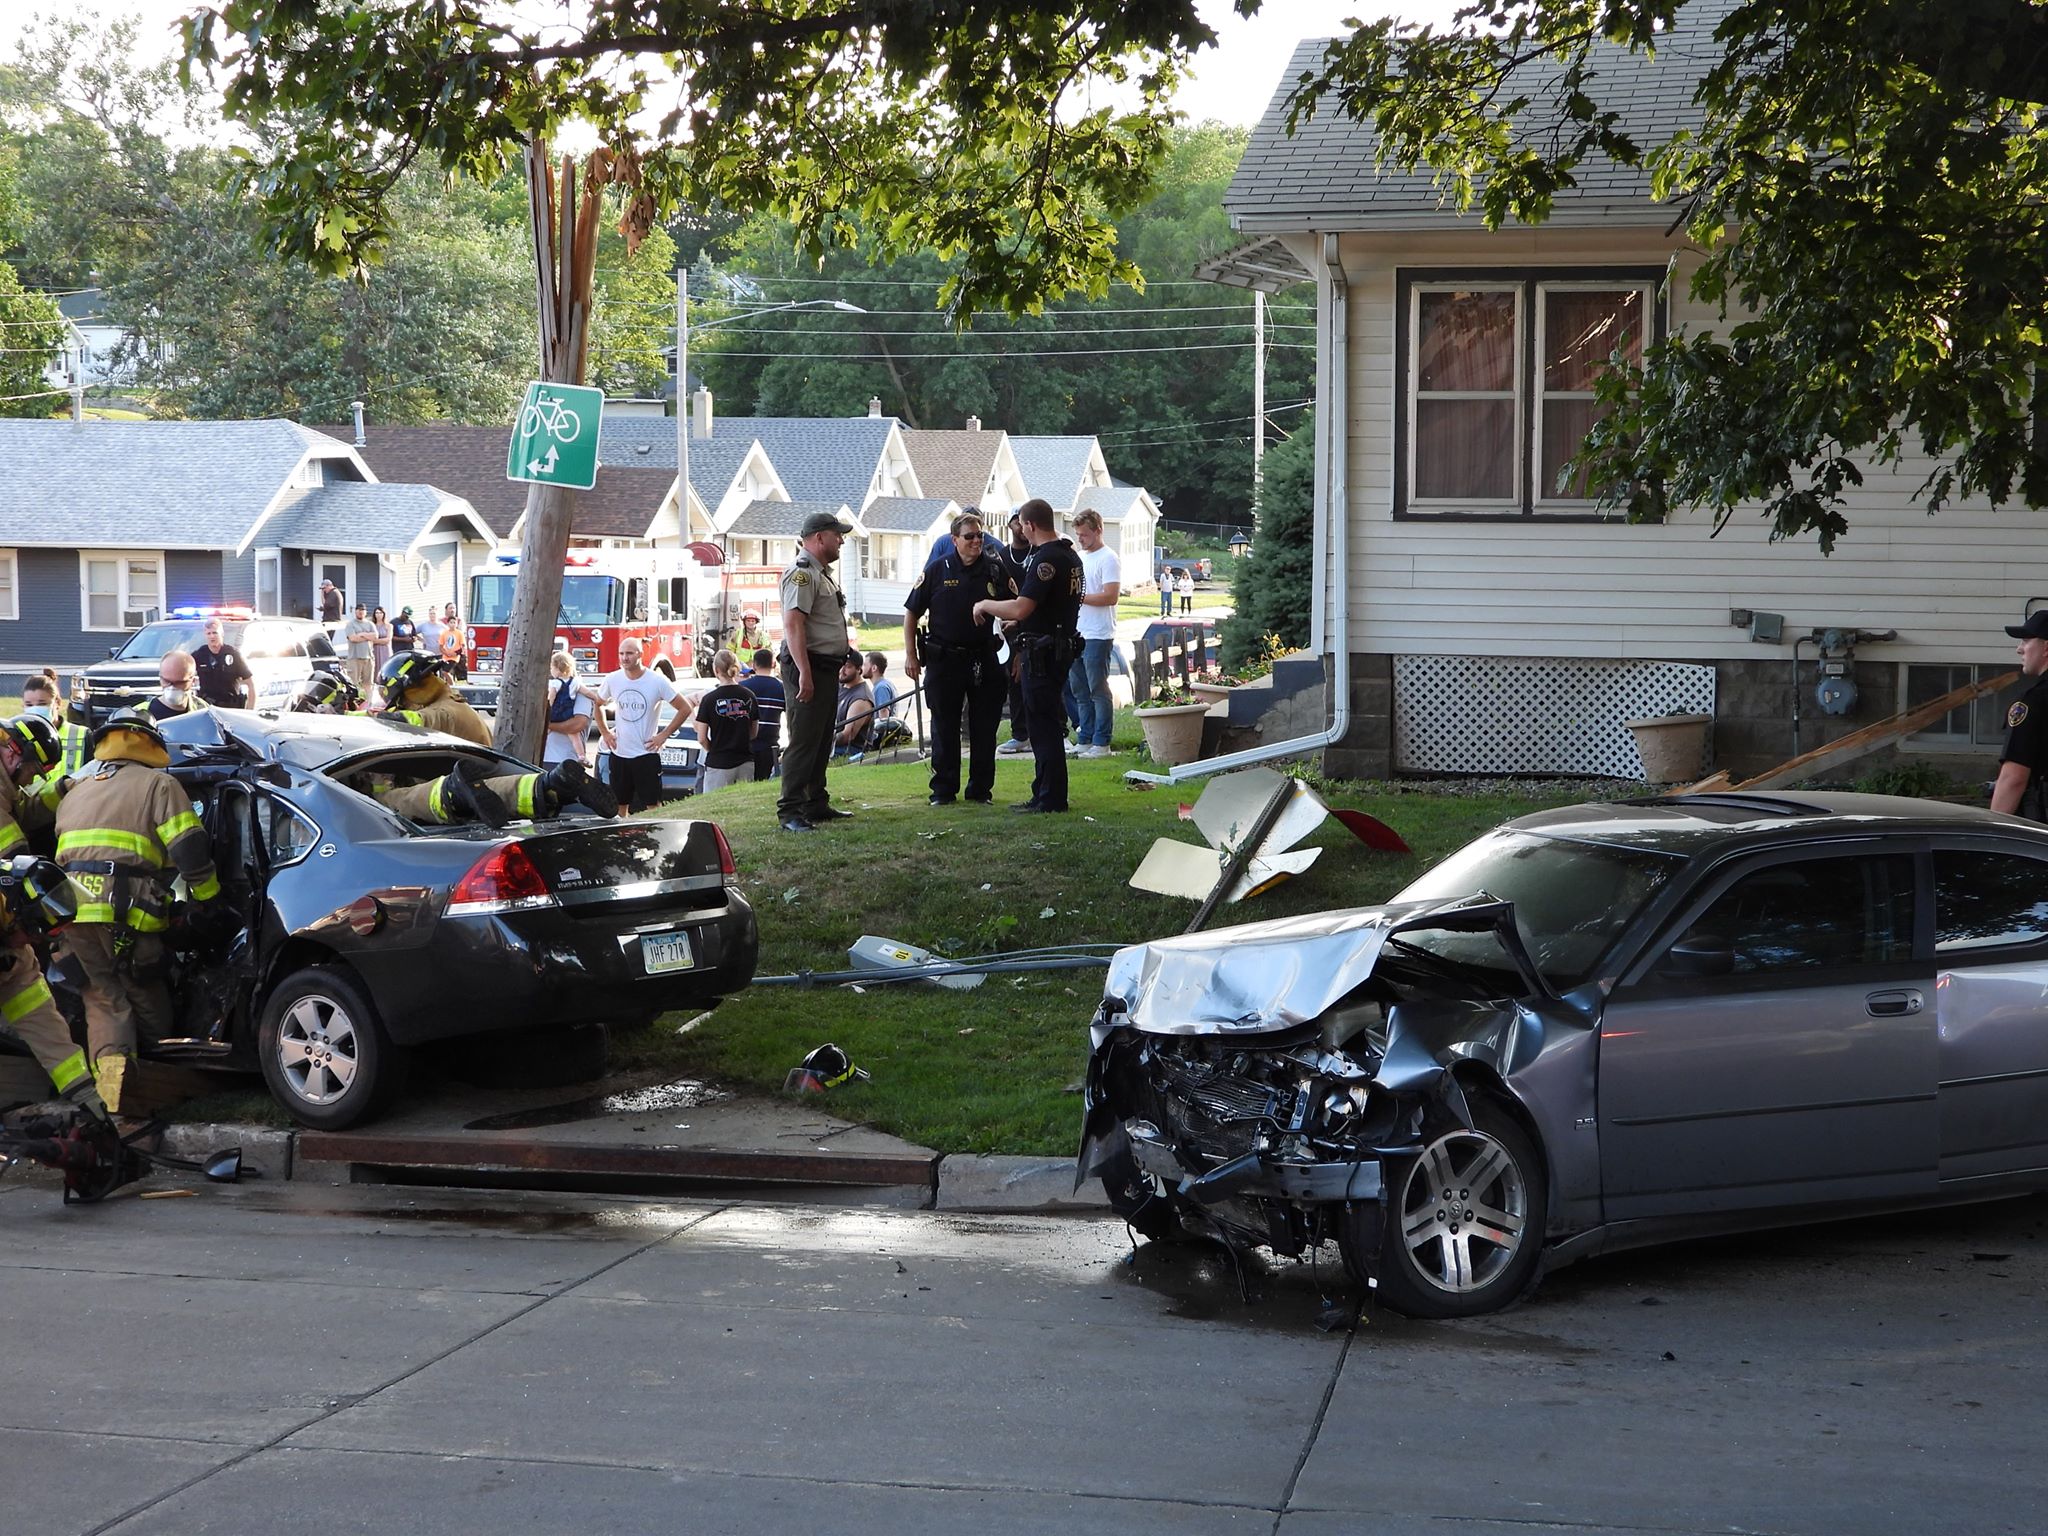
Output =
[
  {"x1": 776, "y1": 538, "x2": 853, "y2": 827},
  {"x1": 2000, "y1": 675, "x2": 2048, "y2": 820},
  {"x1": 1012, "y1": 538, "x2": 1085, "y2": 813},
  {"x1": 907, "y1": 548, "x2": 1016, "y2": 803},
  {"x1": 0, "y1": 759, "x2": 101, "y2": 1113},
  {"x1": 54, "y1": 726, "x2": 222, "y2": 1110}
]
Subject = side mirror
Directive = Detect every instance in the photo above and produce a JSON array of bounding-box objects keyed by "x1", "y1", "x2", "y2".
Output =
[
  {"x1": 1662, "y1": 934, "x2": 1735, "y2": 978},
  {"x1": 107, "y1": 646, "x2": 119, "y2": 658}
]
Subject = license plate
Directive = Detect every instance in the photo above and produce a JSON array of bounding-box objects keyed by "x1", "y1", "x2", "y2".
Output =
[
  {"x1": 641, "y1": 931, "x2": 696, "y2": 974},
  {"x1": 659, "y1": 745, "x2": 693, "y2": 767}
]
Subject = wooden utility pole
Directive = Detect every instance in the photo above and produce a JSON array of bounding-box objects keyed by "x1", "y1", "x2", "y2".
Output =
[{"x1": 493, "y1": 140, "x2": 612, "y2": 763}]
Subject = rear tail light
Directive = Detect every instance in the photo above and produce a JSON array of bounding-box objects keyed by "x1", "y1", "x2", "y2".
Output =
[
  {"x1": 446, "y1": 842, "x2": 557, "y2": 916},
  {"x1": 712, "y1": 825, "x2": 737, "y2": 885}
]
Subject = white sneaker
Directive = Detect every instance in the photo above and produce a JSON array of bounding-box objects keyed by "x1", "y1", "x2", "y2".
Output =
[
  {"x1": 1063, "y1": 739, "x2": 1080, "y2": 755},
  {"x1": 997, "y1": 739, "x2": 1026, "y2": 755},
  {"x1": 1079, "y1": 744, "x2": 1112, "y2": 759}
]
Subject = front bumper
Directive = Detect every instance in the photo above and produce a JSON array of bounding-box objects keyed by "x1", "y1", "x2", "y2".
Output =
[{"x1": 1082, "y1": 1109, "x2": 1384, "y2": 1208}]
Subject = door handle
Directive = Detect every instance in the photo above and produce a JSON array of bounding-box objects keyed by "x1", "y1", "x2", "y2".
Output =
[{"x1": 1866, "y1": 989, "x2": 1924, "y2": 1018}]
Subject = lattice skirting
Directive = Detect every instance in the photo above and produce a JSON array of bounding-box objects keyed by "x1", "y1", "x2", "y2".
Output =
[{"x1": 1392, "y1": 656, "x2": 1717, "y2": 778}]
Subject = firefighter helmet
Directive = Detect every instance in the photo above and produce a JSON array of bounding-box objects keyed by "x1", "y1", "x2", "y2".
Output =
[
  {"x1": 0, "y1": 713, "x2": 61, "y2": 772},
  {"x1": 378, "y1": 651, "x2": 448, "y2": 706}
]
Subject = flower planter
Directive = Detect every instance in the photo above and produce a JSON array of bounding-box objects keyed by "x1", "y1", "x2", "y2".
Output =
[
  {"x1": 1626, "y1": 712, "x2": 1712, "y2": 785},
  {"x1": 1136, "y1": 702, "x2": 1212, "y2": 767},
  {"x1": 1188, "y1": 681, "x2": 1235, "y2": 705}
]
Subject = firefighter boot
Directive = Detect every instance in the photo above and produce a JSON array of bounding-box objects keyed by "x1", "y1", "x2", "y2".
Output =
[
  {"x1": 444, "y1": 760, "x2": 511, "y2": 829},
  {"x1": 541, "y1": 760, "x2": 619, "y2": 819}
]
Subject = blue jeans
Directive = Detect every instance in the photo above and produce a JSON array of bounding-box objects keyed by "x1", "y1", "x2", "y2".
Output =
[{"x1": 1065, "y1": 637, "x2": 1114, "y2": 748}]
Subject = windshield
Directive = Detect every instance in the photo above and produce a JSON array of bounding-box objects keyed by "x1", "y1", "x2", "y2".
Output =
[
  {"x1": 468, "y1": 573, "x2": 623, "y2": 626},
  {"x1": 1393, "y1": 831, "x2": 1682, "y2": 989},
  {"x1": 115, "y1": 622, "x2": 244, "y2": 660}
]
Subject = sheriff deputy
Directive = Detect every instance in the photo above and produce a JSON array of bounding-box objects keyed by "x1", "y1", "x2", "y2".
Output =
[{"x1": 1993, "y1": 610, "x2": 2048, "y2": 819}]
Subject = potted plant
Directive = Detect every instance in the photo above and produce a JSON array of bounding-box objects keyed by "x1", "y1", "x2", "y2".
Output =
[{"x1": 1135, "y1": 683, "x2": 1211, "y2": 766}]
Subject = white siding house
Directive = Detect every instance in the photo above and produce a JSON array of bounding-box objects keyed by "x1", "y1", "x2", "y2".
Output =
[{"x1": 1213, "y1": 5, "x2": 2025, "y2": 781}]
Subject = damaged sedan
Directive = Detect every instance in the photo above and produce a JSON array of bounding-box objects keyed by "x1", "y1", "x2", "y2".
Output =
[{"x1": 1077, "y1": 792, "x2": 2048, "y2": 1316}]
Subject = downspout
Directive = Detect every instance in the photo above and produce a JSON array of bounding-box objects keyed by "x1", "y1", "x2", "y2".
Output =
[{"x1": 1126, "y1": 233, "x2": 1351, "y2": 784}]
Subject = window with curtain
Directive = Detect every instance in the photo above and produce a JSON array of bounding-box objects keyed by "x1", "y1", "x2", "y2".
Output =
[{"x1": 1403, "y1": 272, "x2": 1658, "y2": 517}]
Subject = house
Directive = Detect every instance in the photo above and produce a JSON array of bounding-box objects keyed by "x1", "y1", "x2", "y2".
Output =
[
  {"x1": 594, "y1": 412, "x2": 788, "y2": 545},
  {"x1": 1210, "y1": 2, "x2": 2016, "y2": 782},
  {"x1": 901, "y1": 421, "x2": 1027, "y2": 518},
  {"x1": 43, "y1": 288, "x2": 150, "y2": 390},
  {"x1": 691, "y1": 404, "x2": 928, "y2": 618},
  {"x1": 0, "y1": 419, "x2": 493, "y2": 667},
  {"x1": 1010, "y1": 434, "x2": 1159, "y2": 588}
]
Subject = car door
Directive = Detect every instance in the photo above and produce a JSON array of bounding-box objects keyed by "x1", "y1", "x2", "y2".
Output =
[
  {"x1": 1596, "y1": 846, "x2": 1937, "y2": 1222},
  {"x1": 1928, "y1": 840, "x2": 2048, "y2": 1183}
]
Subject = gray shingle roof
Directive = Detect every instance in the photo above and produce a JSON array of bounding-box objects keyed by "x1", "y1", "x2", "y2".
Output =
[
  {"x1": 725, "y1": 498, "x2": 862, "y2": 538},
  {"x1": 1008, "y1": 436, "x2": 1101, "y2": 512},
  {"x1": 706, "y1": 416, "x2": 901, "y2": 507},
  {"x1": 860, "y1": 496, "x2": 955, "y2": 533},
  {"x1": 901, "y1": 429, "x2": 1002, "y2": 507},
  {"x1": 1227, "y1": 2, "x2": 1733, "y2": 232},
  {"x1": 0, "y1": 419, "x2": 359, "y2": 548},
  {"x1": 1074, "y1": 485, "x2": 1151, "y2": 522},
  {"x1": 596, "y1": 415, "x2": 762, "y2": 502},
  {"x1": 254, "y1": 483, "x2": 489, "y2": 555}
]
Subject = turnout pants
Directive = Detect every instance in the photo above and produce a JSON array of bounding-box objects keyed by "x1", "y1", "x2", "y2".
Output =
[
  {"x1": 62, "y1": 922, "x2": 171, "y2": 1110},
  {"x1": 0, "y1": 942, "x2": 100, "y2": 1111},
  {"x1": 925, "y1": 652, "x2": 1005, "y2": 802},
  {"x1": 380, "y1": 773, "x2": 541, "y2": 824},
  {"x1": 777, "y1": 653, "x2": 842, "y2": 822}
]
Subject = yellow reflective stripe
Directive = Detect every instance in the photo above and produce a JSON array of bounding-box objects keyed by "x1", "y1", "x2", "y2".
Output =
[
  {"x1": 68, "y1": 901, "x2": 166, "y2": 931},
  {"x1": 189, "y1": 874, "x2": 221, "y2": 902},
  {"x1": 2, "y1": 978, "x2": 53, "y2": 1023},
  {"x1": 56, "y1": 828, "x2": 161, "y2": 862},
  {"x1": 72, "y1": 901, "x2": 117, "y2": 924},
  {"x1": 0, "y1": 822, "x2": 22, "y2": 852},
  {"x1": 396, "y1": 711, "x2": 426, "y2": 727},
  {"x1": 429, "y1": 776, "x2": 450, "y2": 819},
  {"x1": 50, "y1": 1048, "x2": 90, "y2": 1093},
  {"x1": 516, "y1": 776, "x2": 538, "y2": 817},
  {"x1": 31, "y1": 773, "x2": 63, "y2": 810},
  {"x1": 157, "y1": 810, "x2": 202, "y2": 845}
]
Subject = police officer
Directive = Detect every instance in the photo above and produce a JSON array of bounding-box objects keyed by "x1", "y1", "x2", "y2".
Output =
[
  {"x1": 973, "y1": 497, "x2": 1083, "y2": 814},
  {"x1": 372, "y1": 653, "x2": 616, "y2": 825},
  {"x1": 776, "y1": 510, "x2": 857, "y2": 832},
  {"x1": 53, "y1": 712, "x2": 225, "y2": 1113},
  {"x1": 0, "y1": 717, "x2": 105, "y2": 1116},
  {"x1": 904, "y1": 508, "x2": 1016, "y2": 805},
  {"x1": 1993, "y1": 611, "x2": 2048, "y2": 818}
]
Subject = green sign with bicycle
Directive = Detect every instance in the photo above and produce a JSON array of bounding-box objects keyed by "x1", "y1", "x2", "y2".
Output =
[{"x1": 506, "y1": 381, "x2": 604, "y2": 490}]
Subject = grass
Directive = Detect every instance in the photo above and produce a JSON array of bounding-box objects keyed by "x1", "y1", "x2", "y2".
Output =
[{"x1": 629, "y1": 756, "x2": 1574, "y2": 1155}]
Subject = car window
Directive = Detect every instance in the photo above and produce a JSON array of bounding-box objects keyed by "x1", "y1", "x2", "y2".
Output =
[
  {"x1": 256, "y1": 793, "x2": 319, "y2": 866},
  {"x1": 115, "y1": 622, "x2": 211, "y2": 659},
  {"x1": 1934, "y1": 849, "x2": 2048, "y2": 952},
  {"x1": 305, "y1": 630, "x2": 337, "y2": 659},
  {"x1": 1656, "y1": 853, "x2": 1916, "y2": 977}
]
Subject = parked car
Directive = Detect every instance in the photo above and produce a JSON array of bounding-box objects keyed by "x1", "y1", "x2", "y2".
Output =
[
  {"x1": 41, "y1": 709, "x2": 758, "y2": 1130},
  {"x1": 70, "y1": 608, "x2": 342, "y2": 725},
  {"x1": 1076, "y1": 791, "x2": 2048, "y2": 1317}
]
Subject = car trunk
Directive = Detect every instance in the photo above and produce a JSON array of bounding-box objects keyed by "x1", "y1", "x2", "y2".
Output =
[{"x1": 504, "y1": 817, "x2": 730, "y2": 920}]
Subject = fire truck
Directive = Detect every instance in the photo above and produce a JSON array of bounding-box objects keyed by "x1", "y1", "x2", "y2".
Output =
[{"x1": 460, "y1": 550, "x2": 706, "y2": 710}]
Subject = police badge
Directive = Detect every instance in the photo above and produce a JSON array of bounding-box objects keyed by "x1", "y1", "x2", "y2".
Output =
[{"x1": 2010, "y1": 701, "x2": 2030, "y2": 728}]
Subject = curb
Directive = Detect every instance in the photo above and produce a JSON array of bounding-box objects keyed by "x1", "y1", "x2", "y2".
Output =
[
  {"x1": 932, "y1": 1154, "x2": 1108, "y2": 1213},
  {"x1": 157, "y1": 1122, "x2": 295, "y2": 1182}
]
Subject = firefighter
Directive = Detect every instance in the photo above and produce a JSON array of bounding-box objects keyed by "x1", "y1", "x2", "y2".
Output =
[
  {"x1": 0, "y1": 717, "x2": 106, "y2": 1116},
  {"x1": 372, "y1": 652, "x2": 617, "y2": 825},
  {"x1": 53, "y1": 712, "x2": 225, "y2": 1113}
]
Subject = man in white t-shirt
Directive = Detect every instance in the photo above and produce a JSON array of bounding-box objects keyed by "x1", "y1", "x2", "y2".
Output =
[
  {"x1": 596, "y1": 638, "x2": 693, "y2": 813},
  {"x1": 1065, "y1": 509, "x2": 1122, "y2": 756}
]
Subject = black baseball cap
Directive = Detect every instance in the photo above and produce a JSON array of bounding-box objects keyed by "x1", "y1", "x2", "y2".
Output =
[
  {"x1": 2005, "y1": 612, "x2": 2048, "y2": 640},
  {"x1": 800, "y1": 510, "x2": 854, "y2": 538}
]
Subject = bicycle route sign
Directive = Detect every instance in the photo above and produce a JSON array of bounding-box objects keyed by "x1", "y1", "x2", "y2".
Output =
[{"x1": 506, "y1": 380, "x2": 604, "y2": 489}]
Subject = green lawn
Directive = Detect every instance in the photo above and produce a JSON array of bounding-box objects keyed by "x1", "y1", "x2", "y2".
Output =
[{"x1": 623, "y1": 760, "x2": 1573, "y2": 1154}]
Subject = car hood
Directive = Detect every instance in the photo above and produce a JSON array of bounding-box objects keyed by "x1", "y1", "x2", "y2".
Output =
[{"x1": 1102, "y1": 894, "x2": 1547, "y2": 1037}]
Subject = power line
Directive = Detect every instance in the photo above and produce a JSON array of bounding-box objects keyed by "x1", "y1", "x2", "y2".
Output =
[
  {"x1": 1095, "y1": 399, "x2": 1313, "y2": 438},
  {"x1": 666, "y1": 320, "x2": 1318, "y2": 339},
  {"x1": 676, "y1": 341, "x2": 1318, "y2": 359}
]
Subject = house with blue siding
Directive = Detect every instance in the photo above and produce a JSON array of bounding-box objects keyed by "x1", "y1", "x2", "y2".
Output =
[{"x1": 0, "y1": 419, "x2": 492, "y2": 669}]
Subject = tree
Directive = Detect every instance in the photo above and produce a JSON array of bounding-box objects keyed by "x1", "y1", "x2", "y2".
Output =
[
  {"x1": 0, "y1": 146, "x2": 63, "y2": 416},
  {"x1": 1293, "y1": 0, "x2": 2048, "y2": 551},
  {"x1": 1218, "y1": 413, "x2": 1313, "y2": 671}
]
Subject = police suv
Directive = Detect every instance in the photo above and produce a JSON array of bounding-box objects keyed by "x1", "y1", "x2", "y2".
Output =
[{"x1": 69, "y1": 606, "x2": 344, "y2": 725}]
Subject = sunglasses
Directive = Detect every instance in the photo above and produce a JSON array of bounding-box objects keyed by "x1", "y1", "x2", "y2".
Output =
[{"x1": 956, "y1": 531, "x2": 984, "y2": 541}]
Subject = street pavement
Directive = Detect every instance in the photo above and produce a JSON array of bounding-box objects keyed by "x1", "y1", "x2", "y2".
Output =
[{"x1": 3, "y1": 1173, "x2": 2043, "y2": 1535}]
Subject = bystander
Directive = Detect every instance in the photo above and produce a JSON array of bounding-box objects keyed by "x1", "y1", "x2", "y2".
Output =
[
  {"x1": 696, "y1": 650, "x2": 760, "y2": 792},
  {"x1": 741, "y1": 647, "x2": 785, "y2": 782},
  {"x1": 542, "y1": 650, "x2": 597, "y2": 768},
  {"x1": 340, "y1": 603, "x2": 379, "y2": 694},
  {"x1": 597, "y1": 638, "x2": 691, "y2": 813}
]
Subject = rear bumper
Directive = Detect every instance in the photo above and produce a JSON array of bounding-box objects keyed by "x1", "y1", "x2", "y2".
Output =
[{"x1": 357, "y1": 890, "x2": 758, "y2": 1042}]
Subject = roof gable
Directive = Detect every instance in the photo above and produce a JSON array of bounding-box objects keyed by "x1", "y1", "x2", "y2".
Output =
[
  {"x1": 1008, "y1": 436, "x2": 1104, "y2": 511},
  {"x1": 253, "y1": 483, "x2": 493, "y2": 555},
  {"x1": 860, "y1": 496, "x2": 956, "y2": 533},
  {"x1": 707, "y1": 416, "x2": 908, "y2": 507},
  {"x1": 722, "y1": 498, "x2": 865, "y2": 539},
  {"x1": 1227, "y1": 3, "x2": 1733, "y2": 233},
  {"x1": 900, "y1": 429, "x2": 1005, "y2": 507}
]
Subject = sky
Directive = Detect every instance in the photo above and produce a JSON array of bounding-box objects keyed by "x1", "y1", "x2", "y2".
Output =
[{"x1": 0, "y1": 0, "x2": 1471, "y2": 129}]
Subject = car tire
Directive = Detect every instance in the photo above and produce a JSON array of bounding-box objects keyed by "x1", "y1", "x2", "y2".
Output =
[
  {"x1": 1098, "y1": 1142, "x2": 1186, "y2": 1242},
  {"x1": 1352, "y1": 1099, "x2": 1546, "y2": 1319},
  {"x1": 258, "y1": 966, "x2": 405, "y2": 1131}
]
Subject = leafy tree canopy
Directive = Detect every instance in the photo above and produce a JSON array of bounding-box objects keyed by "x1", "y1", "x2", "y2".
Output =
[
  {"x1": 182, "y1": 0, "x2": 1248, "y2": 317},
  {"x1": 1294, "y1": 0, "x2": 2048, "y2": 551}
]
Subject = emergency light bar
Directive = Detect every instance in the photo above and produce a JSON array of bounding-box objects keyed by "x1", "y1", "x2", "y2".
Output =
[{"x1": 170, "y1": 605, "x2": 255, "y2": 620}]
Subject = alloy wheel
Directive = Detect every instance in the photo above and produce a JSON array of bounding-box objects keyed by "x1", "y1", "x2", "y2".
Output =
[
  {"x1": 1398, "y1": 1127, "x2": 1530, "y2": 1295},
  {"x1": 275, "y1": 994, "x2": 361, "y2": 1106}
]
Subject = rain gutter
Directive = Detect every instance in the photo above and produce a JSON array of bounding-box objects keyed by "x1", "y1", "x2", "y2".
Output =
[{"x1": 1126, "y1": 232, "x2": 1351, "y2": 786}]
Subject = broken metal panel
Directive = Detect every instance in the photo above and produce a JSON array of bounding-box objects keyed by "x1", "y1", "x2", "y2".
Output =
[
  {"x1": 1189, "y1": 766, "x2": 1330, "y2": 857},
  {"x1": 1127, "y1": 840, "x2": 1321, "y2": 903}
]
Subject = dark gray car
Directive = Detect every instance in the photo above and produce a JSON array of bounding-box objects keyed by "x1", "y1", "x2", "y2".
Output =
[{"x1": 1076, "y1": 792, "x2": 2048, "y2": 1316}]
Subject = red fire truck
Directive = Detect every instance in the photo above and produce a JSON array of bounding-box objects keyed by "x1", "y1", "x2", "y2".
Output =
[{"x1": 460, "y1": 550, "x2": 704, "y2": 710}]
